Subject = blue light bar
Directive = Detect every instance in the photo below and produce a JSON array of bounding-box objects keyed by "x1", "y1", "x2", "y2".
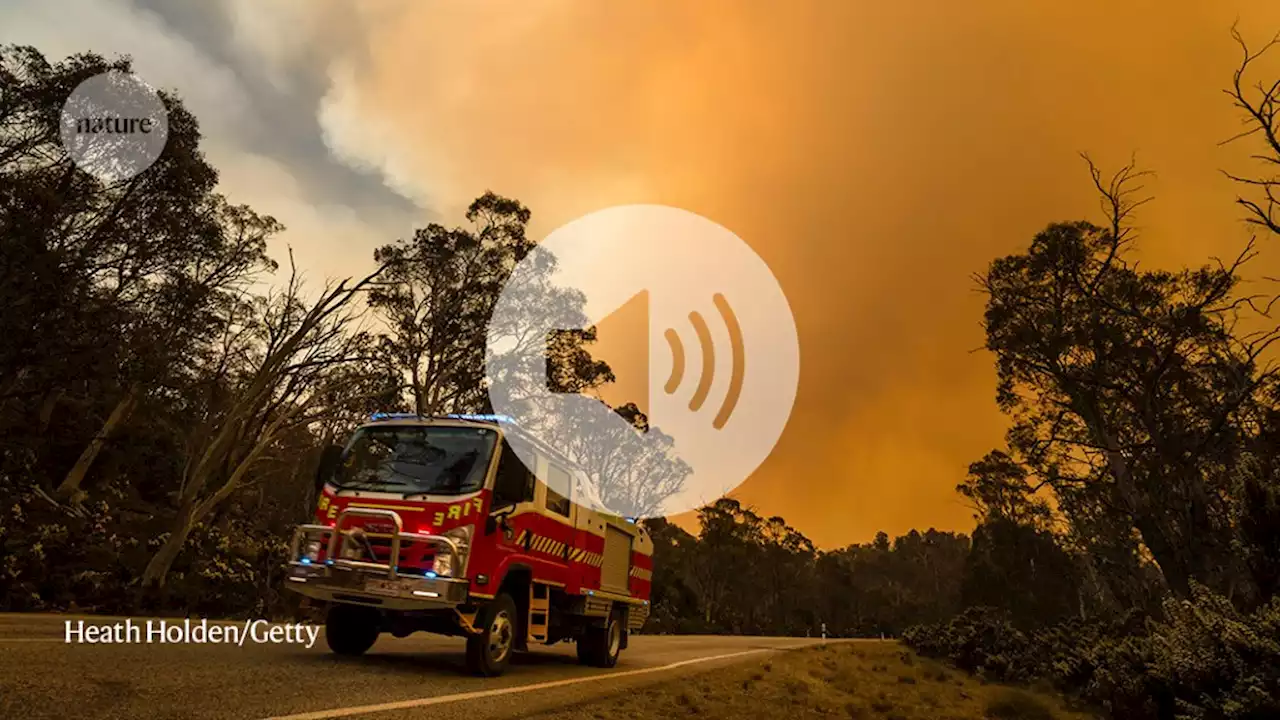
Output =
[
  {"x1": 367, "y1": 412, "x2": 516, "y2": 423},
  {"x1": 446, "y1": 413, "x2": 515, "y2": 424},
  {"x1": 369, "y1": 412, "x2": 421, "y2": 421}
]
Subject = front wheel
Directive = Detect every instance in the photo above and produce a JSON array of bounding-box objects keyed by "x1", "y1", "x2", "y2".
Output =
[
  {"x1": 466, "y1": 593, "x2": 517, "y2": 676},
  {"x1": 325, "y1": 603, "x2": 380, "y2": 656},
  {"x1": 577, "y1": 613, "x2": 622, "y2": 668}
]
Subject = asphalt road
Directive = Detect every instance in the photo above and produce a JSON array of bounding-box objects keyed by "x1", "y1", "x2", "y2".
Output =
[{"x1": 0, "y1": 614, "x2": 837, "y2": 720}]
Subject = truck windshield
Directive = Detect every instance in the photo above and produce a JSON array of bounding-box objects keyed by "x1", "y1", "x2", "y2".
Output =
[{"x1": 331, "y1": 425, "x2": 497, "y2": 496}]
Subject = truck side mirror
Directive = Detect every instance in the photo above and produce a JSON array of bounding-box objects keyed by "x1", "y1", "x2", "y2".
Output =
[
  {"x1": 485, "y1": 502, "x2": 516, "y2": 536},
  {"x1": 315, "y1": 444, "x2": 344, "y2": 495}
]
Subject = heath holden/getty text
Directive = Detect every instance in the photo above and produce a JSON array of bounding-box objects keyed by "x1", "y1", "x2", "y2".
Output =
[{"x1": 63, "y1": 618, "x2": 321, "y2": 648}]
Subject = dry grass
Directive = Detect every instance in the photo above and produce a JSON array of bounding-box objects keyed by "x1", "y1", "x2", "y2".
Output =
[{"x1": 523, "y1": 642, "x2": 1098, "y2": 720}]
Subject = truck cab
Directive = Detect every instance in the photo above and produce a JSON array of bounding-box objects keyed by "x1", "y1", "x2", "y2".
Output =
[{"x1": 285, "y1": 413, "x2": 653, "y2": 675}]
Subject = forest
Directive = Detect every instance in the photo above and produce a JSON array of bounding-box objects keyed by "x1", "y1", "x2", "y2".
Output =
[{"x1": 5, "y1": 32, "x2": 1280, "y2": 718}]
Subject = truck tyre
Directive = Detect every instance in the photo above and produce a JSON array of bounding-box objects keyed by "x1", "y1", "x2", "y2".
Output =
[
  {"x1": 325, "y1": 603, "x2": 380, "y2": 656},
  {"x1": 577, "y1": 612, "x2": 622, "y2": 668},
  {"x1": 466, "y1": 593, "x2": 517, "y2": 676}
]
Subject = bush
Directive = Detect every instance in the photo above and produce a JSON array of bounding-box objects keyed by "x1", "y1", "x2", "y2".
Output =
[
  {"x1": 903, "y1": 606, "x2": 1038, "y2": 682},
  {"x1": 905, "y1": 584, "x2": 1280, "y2": 720},
  {"x1": 1146, "y1": 584, "x2": 1280, "y2": 719}
]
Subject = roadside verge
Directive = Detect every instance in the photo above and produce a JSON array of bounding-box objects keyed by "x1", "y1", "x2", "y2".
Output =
[{"x1": 521, "y1": 641, "x2": 1097, "y2": 720}]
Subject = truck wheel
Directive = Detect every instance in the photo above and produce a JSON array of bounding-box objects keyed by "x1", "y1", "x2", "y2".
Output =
[
  {"x1": 466, "y1": 593, "x2": 517, "y2": 676},
  {"x1": 325, "y1": 604, "x2": 380, "y2": 656},
  {"x1": 577, "y1": 613, "x2": 622, "y2": 668}
]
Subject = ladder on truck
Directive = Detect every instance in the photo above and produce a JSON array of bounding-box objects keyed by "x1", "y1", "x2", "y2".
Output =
[{"x1": 528, "y1": 583, "x2": 550, "y2": 643}]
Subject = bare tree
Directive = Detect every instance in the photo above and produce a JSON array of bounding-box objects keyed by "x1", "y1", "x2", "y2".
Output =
[
  {"x1": 139, "y1": 260, "x2": 385, "y2": 591},
  {"x1": 1223, "y1": 23, "x2": 1280, "y2": 238}
]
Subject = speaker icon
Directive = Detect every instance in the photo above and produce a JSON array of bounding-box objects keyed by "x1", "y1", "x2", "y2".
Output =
[
  {"x1": 662, "y1": 293, "x2": 744, "y2": 430},
  {"x1": 486, "y1": 204, "x2": 799, "y2": 520}
]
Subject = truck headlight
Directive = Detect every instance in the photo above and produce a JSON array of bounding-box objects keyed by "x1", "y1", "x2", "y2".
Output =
[
  {"x1": 433, "y1": 525, "x2": 474, "y2": 577},
  {"x1": 304, "y1": 541, "x2": 323, "y2": 562},
  {"x1": 432, "y1": 553, "x2": 452, "y2": 577}
]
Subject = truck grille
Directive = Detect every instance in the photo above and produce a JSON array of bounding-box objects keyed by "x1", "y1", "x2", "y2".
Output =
[{"x1": 363, "y1": 538, "x2": 433, "y2": 570}]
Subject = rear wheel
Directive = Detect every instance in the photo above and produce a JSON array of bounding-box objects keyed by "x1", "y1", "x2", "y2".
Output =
[
  {"x1": 466, "y1": 593, "x2": 517, "y2": 676},
  {"x1": 577, "y1": 612, "x2": 623, "y2": 668},
  {"x1": 325, "y1": 604, "x2": 380, "y2": 656}
]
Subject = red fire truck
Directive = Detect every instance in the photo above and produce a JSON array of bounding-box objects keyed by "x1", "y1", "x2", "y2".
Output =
[{"x1": 284, "y1": 413, "x2": 654, "y2": 675}]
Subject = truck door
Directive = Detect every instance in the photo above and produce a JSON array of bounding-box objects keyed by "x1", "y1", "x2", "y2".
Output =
[{"x1": 487, "y1": 436, "x2": 536, "y2": 554}]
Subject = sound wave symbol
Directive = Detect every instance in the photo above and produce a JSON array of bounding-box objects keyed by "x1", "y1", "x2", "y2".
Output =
[{"x1": 663, "y1": 293, "x2": 744, "y2": 430}]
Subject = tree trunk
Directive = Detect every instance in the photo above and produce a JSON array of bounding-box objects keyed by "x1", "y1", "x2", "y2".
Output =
[
  {"x1": 1132, "y1": 512, "x2": 1191, "y2": 598},
  {"x1": 411, "y1": 365, "x2": 425, "y2": 416},
  {"x1": 141, "y1": 416, "x2": 284, "y2": 590},
  {"x1": 56, "y1": 388, "x2": 139, "y2": 500},
  {"x1": 1079, "y1": 399, "x2": 1195, "y2": 599},
  {"x1": 140, "y1": 505, "x2": 196, "y2": 589}
]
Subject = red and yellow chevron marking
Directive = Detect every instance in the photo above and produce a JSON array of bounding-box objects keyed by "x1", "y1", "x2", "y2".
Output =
[
  {"x1": 568, "y1": 547, "x2": 604, "y2": 567},
  {"x1": 515, "y1": 529, "x2": 570, "y2": 559},
  {"x1": 514, "y1": 529, "x2": 605, "y2": 566},
  {"x1": 629, "y1": 566, "x2": 653, "y2": 581},
  {"x1": 532, "y1": 533, "x2": 567, "y2": 556}
]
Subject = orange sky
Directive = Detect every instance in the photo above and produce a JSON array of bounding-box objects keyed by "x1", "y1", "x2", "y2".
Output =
[{"x1": 307, "y1": 0, "x2": 1280, "y2": 549}]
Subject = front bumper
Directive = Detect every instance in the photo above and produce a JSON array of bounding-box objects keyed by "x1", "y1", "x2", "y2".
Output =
[
  {"x1": 285, "y1": 562, "x2": 470, "y2": 610},
  {"x1": 285, "y1": 507, "x2": 471, "y2": 611}
]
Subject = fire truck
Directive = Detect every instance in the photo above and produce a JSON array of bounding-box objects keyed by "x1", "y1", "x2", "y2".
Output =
[{"x1": 284, "y1": 413, "x2": 654, "y2": 676}]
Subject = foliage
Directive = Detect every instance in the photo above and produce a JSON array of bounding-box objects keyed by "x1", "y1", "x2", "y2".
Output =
[
  {"x1": 903, "y1": 607, "x2": 1037, "y2": 681},
  {"x1": 962, "y1": 518, "x2": 1083, "y2": 628},
  {"x1": 979, "y1": 207, "x2": 1272, "y2": 601},
  {"x1": 905, "y1": 584, "x2": 1280, "y2": 720},
  {"x1": 369, "y1": 192, "x2": 543, "y2": 416},
  {"x1": 1146, "y1": 585, "x2": 1280, "y2": 719},
  {"x1": 644, "y1": 500, "x2": 974, "y2": 638}
]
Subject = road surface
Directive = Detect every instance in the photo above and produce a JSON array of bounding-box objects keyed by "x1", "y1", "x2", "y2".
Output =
[{"x1": 0, "y1": 614, "x2": 836, "y2": 720}]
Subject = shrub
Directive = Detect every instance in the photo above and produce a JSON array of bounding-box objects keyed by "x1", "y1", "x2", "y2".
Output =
[
  {"x1": 1146, "y1": 584, "x2": 1280, "y2": 719},
  {"x1": 903, "y1": 606, "x2": 1038, "y2": 682},
  {"x1": 906, "y1": 584, "x2": 1280, "y2": 720}
]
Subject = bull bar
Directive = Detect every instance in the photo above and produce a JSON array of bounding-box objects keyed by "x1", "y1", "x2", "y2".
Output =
[{"x1": 285, "y1": 507, "x2": 471, "y2": 609}]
